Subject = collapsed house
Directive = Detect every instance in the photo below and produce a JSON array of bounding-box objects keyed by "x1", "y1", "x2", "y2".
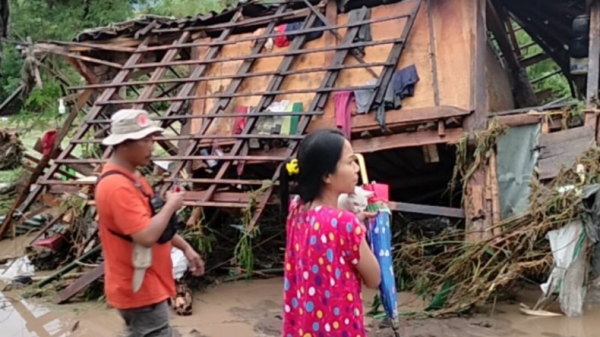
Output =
[{"x1": 1, "y1": 0, "x2": 599, "y2": 313}]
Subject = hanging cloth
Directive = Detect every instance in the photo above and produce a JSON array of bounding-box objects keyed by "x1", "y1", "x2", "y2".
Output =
[{"x1": 334, "y1": 91, "x2": 354, "y2": 139}]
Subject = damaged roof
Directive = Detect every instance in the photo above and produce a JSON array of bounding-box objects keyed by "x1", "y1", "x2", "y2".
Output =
[{"x1": 73, "y1": 0, "x2": 406, "y2": 42}]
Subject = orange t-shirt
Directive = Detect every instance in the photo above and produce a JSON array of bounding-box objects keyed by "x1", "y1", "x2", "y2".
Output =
[{"x1": 95, "y1": 163, "x2": 175, "y2": 309}]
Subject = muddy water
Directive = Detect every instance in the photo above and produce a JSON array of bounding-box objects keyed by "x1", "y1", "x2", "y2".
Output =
[{"x1": 2, "y1": 238, "x2": 600, "y2": 336}]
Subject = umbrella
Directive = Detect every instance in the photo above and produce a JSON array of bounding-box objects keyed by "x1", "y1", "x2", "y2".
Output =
[{"x1": 355, "y1": 154, "x2": 400, "y2": 337}]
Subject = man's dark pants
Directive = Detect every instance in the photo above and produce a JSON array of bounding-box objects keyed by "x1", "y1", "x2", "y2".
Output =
[{"x1": 118, "y1": 300, "x2": 173, "y2": 337}]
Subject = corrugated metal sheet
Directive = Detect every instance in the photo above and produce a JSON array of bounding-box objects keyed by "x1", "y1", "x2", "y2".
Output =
[
  {"x1": 73, "y1": 0, "x2": 407, "y2": 42},
  {"x1": 74, "y1": 2, "x2": 280, "y2": 42}
]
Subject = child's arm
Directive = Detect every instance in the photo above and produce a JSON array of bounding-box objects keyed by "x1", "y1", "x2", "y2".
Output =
[{"x1": 341, "y1": 212, "x2": 381, "y2": 289}]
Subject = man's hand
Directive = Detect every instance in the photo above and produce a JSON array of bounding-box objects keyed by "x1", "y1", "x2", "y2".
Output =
[
  {"x1": 165, "y1": 190, "x2": 185, "y2": 210},
  {"x1": 184, "y1": 247, "x2": 205, "y2": 276}
]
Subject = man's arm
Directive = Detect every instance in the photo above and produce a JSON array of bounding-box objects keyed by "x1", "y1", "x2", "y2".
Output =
[
  {"x1": 173, "y1": 234, "x2": 205, "y2": 276},
  {"x1": 172, "y1": 234, "x2": 193, "y2": 252}
]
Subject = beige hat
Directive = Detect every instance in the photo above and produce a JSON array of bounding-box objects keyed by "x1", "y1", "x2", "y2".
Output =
[{"x1": 102, "y1": 109, "x2": 164, "y2": 146}]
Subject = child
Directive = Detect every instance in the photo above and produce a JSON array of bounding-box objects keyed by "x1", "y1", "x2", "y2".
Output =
[{"x1": 280, "y1": 129, "x2": 381, "y2": 337}]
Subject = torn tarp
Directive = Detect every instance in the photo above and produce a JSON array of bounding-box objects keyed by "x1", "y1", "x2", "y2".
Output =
[
  {"x1": 541, "y1": 220, "x2": 587, "y2": 317},
  {"x1": 496, "y1": 124, "x2": 541, "y2": 219}
]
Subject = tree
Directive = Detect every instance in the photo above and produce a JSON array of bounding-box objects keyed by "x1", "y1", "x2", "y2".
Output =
[{"x1": 0, "y1": 0, "x2": 233, "y2": 118}]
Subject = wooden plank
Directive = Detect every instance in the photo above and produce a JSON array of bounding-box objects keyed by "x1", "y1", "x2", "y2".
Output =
[
  {"x1": 388, "y1": 201, "x2": 464, "y2": 219},
  {"x1": 311, "y1": 106, "x2": 471, "y2": 132},
  {"x1": 55, "y1": 263, "x2": 105, "y2": 304},
  {"x1": 538, "y1": 126, "x2": 595, "y2": 180},
  {"x1": 495, "y1": 114, "x2": 541, "y2": 127}
]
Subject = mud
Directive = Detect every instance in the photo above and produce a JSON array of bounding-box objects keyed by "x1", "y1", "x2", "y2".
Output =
[{"x1": 2, "y1": 237, "x2": 600, "y2": 336}]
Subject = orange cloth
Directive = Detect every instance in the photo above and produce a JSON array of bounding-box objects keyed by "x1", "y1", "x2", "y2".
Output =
[{"x1": 95, "y1": 163, "x2": 175, "y2": 309}]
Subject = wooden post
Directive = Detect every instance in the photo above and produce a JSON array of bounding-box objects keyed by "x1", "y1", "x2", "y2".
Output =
[
  {"x1": 586, "y1": 1, "x2": 600, "y2": 132},
  {"x1": 587, "y1": 1, "x2": 600, "y2": 107},
  {"x1": 489, "y1": 151, "x2": 502, "y2": 236},
  {"x1": 464, "y1": 0, "x2": 489, "y2": 242}
]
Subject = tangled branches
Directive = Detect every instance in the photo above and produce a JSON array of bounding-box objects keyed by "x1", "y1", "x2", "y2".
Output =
[{"x1": 397, "y1": 137, "x2": 600, "y2": 316}]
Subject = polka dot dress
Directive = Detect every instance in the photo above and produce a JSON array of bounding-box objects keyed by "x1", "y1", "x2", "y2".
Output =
[{"x1": 283, "y1": 197, "x2": 366, "y2": 337}]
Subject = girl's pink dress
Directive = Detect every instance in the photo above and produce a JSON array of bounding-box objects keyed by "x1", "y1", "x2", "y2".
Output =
[{"x1": 283, "y1": 197, "x2": 367, "y2": 337}]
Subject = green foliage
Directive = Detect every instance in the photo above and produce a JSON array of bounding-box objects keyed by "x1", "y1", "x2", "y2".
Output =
[
  {"x1": 136, "y1": 0, "x2": 224, "y2": 17},
  {"x1": 0, "y1": 0, "x2": 234, "y2": 125}
]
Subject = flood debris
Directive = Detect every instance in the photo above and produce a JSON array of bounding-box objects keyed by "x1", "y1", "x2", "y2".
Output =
[
  {"x1": 0, "y1": 0, "x2": 598, "y2": 327},
  {"x1": 0, "y1": 129, "x2": 24, "y2": 170},
  {"x1": 397, "y1": 133, "x2": 600, "y2": 317}
]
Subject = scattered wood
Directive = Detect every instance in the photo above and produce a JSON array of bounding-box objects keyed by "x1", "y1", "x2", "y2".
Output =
[
  {"x1": 538, "y1": 126, "x2": 596, "y2": 180},
  {"x1": 54, "y1": 263, "x2": 104, "y2": 304},
  {"x1": 37, "y1": 244, "x2": 101, "y2": 288}
]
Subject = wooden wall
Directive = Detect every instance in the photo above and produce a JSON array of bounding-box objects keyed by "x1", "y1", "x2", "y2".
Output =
[
  {"x1": 486, "y1": 43, "x2": 515, "y2": 112},
  {"x1": 190, "y1": 0, "x2": 494, "y2": 136}
]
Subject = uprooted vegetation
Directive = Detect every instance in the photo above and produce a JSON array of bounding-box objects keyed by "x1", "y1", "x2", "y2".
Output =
[{"x1": 394, "y1": 125, "x2": 600, "y2": 316}]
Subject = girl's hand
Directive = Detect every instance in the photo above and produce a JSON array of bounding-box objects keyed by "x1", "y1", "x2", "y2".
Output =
[{"x1": 356, "y1": 211, "x2": 377, "y2": 223}]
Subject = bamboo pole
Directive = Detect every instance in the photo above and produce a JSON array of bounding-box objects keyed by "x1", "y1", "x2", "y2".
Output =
[{"x1": 489, "y1": 151, "x2": 502, "y2": 236}]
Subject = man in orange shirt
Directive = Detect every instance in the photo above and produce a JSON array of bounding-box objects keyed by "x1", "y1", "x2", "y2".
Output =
[{"x1": 95, "y1": 109, "x2": 204, "y2": 337}]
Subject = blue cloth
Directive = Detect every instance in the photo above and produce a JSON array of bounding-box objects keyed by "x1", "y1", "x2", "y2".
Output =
[
  {"x1": 392, "y1": 64, "x2": 419, "y2": 98},
  {"x1": 285, "y1": 19, "x2": 324, "y2": 42}
]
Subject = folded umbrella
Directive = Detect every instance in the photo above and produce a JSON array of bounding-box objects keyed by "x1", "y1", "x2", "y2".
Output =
[{"x1": 355, "y1": 154, "x2": 400, "y2": 337}]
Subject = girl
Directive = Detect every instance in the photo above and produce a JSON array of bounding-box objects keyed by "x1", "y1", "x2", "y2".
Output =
[{"x1": 280, "y1": 129, "x2": 381, "y2": 337}]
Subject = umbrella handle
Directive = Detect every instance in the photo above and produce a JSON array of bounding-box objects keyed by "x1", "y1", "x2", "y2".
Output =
[{"x1": 355, "y1": 153, "x2": 369, "y2": 185}]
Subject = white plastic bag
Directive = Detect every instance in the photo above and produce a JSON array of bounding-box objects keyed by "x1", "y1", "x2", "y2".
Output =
[
  {"x1": 171, "y1": 247, "x2": 189, "y2": 281},
  {"x1": 0, "y1": 256, "x2": 35, "y2": 282}
]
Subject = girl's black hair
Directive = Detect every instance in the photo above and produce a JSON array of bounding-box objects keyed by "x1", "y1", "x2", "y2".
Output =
[{"x1": 279, "y1": 128, "x2": 346, "y2": 220}]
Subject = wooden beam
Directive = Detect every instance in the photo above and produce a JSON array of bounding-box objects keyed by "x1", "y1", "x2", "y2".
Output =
[
  {"x1": 388, "y1": 201, "x2": 465, "y2": 219},
  {"x1": 531, "y1": 69, "x2": 562, "y2": 84},
  {"x1": 351, "y1": 128, "x2": 463, "y2": 153},
  {"x1": 587, "y1": 1, "x2": 600, "y2": 108},
  {"x1": 55, "y1": 263, "x2": 105, "y2": 304},
  {"x1": 495, "y1": 114, "x2": 541, "y2": 126},
  {"x1": 520, "y1": 52, "x2": 550, "y2": 68},
  {"x1": 311, "y1": 106, "x2": 471, "y2": 132}
]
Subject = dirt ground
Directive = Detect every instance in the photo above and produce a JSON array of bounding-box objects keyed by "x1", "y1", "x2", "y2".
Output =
[
  {"x1": 2, "y1": 277, "x2": 600, "y2": 337},
  {"x1": 2, "y1": 236, "x2": 600, "y2": 337}
]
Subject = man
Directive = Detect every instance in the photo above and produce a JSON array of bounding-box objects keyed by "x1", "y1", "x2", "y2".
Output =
[{"x1": 95, "y1": 109, "x2": 204, "y2": 337}]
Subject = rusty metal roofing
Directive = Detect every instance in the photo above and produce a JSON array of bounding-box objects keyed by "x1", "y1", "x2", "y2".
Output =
[
  {"x1": 73, "y1": 0, "x2": 408, "y2": 42},
  {"x1": 75, "y1": 2, "x2": 290, "y2": 42}
]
